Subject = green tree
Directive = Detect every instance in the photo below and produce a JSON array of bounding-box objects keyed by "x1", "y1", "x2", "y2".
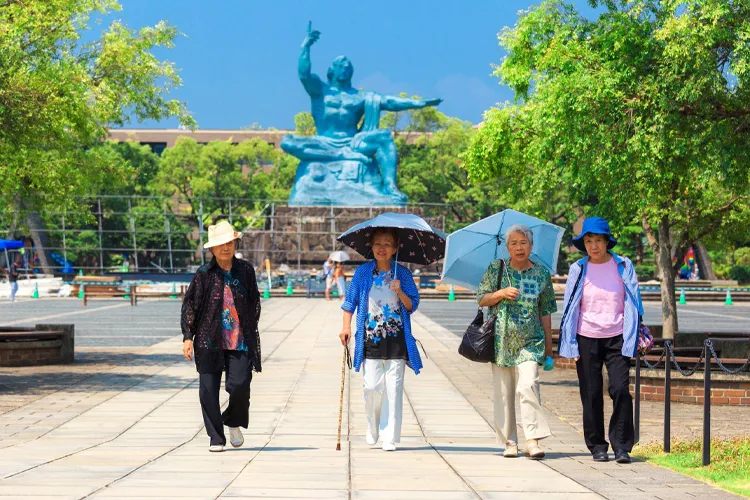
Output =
[
  {"x1": 294, "y1": 112, "x2": 317, "y2": 136},
  {"x1": 0, "y1": 0, "x2": 194, "y2": 272},
  {"x1": 464, "y1": 0, "x2": 750, "y2": 338}
]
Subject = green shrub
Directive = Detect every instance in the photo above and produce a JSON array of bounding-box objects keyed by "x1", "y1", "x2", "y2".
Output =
[
  {"x1": 734, "y1": 247, "x2": 750, "y2": 266},
  {"x1": 729, "y1": 265, "x2": 750, "y2": 285},
  {"x1": 635, "y1": 263, "x2": 656, "y2": 280}
]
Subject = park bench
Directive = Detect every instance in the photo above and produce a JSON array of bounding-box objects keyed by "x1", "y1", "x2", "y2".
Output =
[
  {"x1": 0, "y1": 325, "x2": 74, "y2": 366},
  {"x1": 72, "y1": 276, "x2": 133, "y2": 306},
  {"x1": 130, "y1": 284, "x2": 187, "y2": 305}
]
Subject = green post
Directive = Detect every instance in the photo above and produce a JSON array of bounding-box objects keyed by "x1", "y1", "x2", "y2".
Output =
[
  {"x1": 31, "y1": 283, "x2": 39, "y2": 299},
  {"x1": 725, "y1": 289, "x2": 733, "y2": 306},
  {"x1": 678, "y1": 287, "x2": 686, "y2": 305},
  {"x1": 263, "y1": 283, "x2": 271, "y2": 299},
  {"x1": 286, "y1": 280, "x2": 294, "y2": 295},
  {"x1": 170, "y1": 282, "x2": 177, "y2": 299},
  {"x1": 78, "y1": 283, "x2": 84, "y2": 299},
  {"x1": 124, "y1": 284, "x2": 130, "y2": 300},
  {"x1": 448, "y1": 285, "x2": 456, "y2": 301},
  {"x1": 78, "y1": 269, "x2": 83, "y2": 277}
]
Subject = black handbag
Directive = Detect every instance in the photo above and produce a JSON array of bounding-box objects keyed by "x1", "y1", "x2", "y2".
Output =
[{"x1": 458, "y1": 260, "x2": 506, "y2": 363}]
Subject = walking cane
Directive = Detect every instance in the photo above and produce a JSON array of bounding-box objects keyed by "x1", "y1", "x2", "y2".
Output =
[{"x1": 336, "y1": 344, "x2": 352, "y2": 451}]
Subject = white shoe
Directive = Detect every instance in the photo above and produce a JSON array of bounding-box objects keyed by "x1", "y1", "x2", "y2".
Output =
[
  {"x1": 229, "y1": 427, "x2": 244, "y2": 448},
  {"x1": 208, "y1": 444, "x2": 224, "y2": 452},
  {"x1": 366, "y1": 431, "x2": 378, "y2": 446},
  {"x1": 382, "y1": 441, "x2": 397, "y2": 452},
  {"x1": 503, "y1": 443, "x2": 518, "y2": 458}
]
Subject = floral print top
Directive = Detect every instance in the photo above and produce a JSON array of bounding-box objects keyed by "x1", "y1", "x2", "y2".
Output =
[
  {"x1": 222, "y1": 284, "x2": 248, "y2": 351},
  {"x1": 364, "y1": 269, "x2": 407, "y2": 360},
  {"x1": 476, "y1": 260, "x2": 557, "y2": 367}
]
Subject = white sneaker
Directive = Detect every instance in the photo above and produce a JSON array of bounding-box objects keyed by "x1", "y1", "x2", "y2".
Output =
[
  {"x1": 382, "y1": 441, "x2": 397, "y2": 452},
  {"x1": 229, "y1": 427, "x2": 244, "y2": 448},
  {"x1": 208, "y1": 444, "x2": 224, "y2": 452},
  {"x1": 503, "y1": 443, "x2": 518, "y2": 458},
  {"x1": 366, "y1": 431, "x2": 378, "y2": 446}
]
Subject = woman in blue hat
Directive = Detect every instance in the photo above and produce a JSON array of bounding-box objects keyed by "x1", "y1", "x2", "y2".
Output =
[{"x1": 558, "y1": 217, "x2": 643, "y2": 464}]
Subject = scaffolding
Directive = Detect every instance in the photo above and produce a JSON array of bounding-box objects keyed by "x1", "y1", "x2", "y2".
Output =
[{"x1": 12, "y1": 195, "x2": 449, "y2": 274}]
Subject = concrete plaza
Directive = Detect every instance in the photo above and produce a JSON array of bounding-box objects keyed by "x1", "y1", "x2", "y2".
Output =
[{"x1": 0, "y1": 298, "x2": 746, "y2": 499}]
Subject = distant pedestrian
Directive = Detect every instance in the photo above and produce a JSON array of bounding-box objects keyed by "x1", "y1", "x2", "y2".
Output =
[
  {"x1": 334, "y1": 262, "x2": 346, "y2": 299},
  {"x1": 8, "y1": 256, "x2": 21, "y2": 302},
  {"x1": 323, "y1": 257, "x2": 334, "y2": 301},
  {"x1": 340, "y1": 227, "x2": 422, "y2": 452},
  {"x1": 181, "y1": 220, "x2": 262, "y2": 453},
  {"x1": 477, "y1": 224, "x2": 556, "y2": 459},
  {"x1": 558, "y1": 217, "x2": 643, "y2": 464}
]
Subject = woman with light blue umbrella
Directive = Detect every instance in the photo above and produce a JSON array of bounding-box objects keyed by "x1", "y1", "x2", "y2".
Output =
[{"x1": 441, "y1": 210, "x2": 564, "y2": 460}]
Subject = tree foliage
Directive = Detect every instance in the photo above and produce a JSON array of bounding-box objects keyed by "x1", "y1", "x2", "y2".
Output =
[{"x1": 464, "y1": 0, "x2": 750, "y2": 336}]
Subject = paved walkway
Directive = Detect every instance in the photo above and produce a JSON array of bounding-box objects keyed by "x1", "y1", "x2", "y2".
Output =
[{"x1": 0, "y1": 299, "x2": 744, "y2": 499}]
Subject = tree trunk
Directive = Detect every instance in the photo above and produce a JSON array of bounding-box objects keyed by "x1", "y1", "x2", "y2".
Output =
[
  {"x1": 693, "y1": 241, "x2": 716, "y2": 280},
  {"x1": 656, "y1": 218, "x2": 678, "y2": 339},
  {"x1": 25, "y1": 211, "x2": 54, "y2": 274}
]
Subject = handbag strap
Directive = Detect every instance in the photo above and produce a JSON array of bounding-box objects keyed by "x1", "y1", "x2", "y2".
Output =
[{"x1": 222, "y1": 269, "x2": 250, "y2": 297}]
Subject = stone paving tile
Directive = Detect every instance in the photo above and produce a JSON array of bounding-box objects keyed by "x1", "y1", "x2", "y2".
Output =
[
  {"x1": 411, "y1": 311, "x2": 744, "y2": 500},
  {"x1": 0, "y1": 299, "x2": 744, "y2": 500}
]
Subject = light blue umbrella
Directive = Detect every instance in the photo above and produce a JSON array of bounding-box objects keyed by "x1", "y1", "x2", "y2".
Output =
[{"x1": 440, "y1": 209, "x2": 565, "y2": 290}]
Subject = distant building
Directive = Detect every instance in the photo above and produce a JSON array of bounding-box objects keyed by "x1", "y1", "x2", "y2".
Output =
[
  {"x1": 107, "y1": 128, "x2": 291, "y2": 155},
  {"x1": 107, "y1": 128, "x2": 439, "y2": 155}
]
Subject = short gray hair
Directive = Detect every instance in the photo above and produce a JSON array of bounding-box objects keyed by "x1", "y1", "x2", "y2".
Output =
[{"x1": 504, "y1": 224, "x2": 533, "y2": 247}]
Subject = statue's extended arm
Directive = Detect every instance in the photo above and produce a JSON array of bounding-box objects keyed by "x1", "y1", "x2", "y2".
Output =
[
  {"x1": 299, "y1": 23, "x2": 324, "y2": 97},
  {"x1": 381, "y1": 95, "x2": 442, "y2": 112}
]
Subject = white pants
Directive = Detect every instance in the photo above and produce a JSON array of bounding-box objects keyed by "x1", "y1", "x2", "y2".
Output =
[
  {"x1": 492, "y1": 360, "x2": 551, "y2": 445},
  {"x1": 363, "y1": 358, "x2": 405, "y2": 443},
  {"x1": 336, "y1": 277, "x2": 346, "y2": 296}
]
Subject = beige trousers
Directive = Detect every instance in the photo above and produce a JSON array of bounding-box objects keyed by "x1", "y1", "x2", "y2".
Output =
[{"x1": 492, "y1": 360, "x2": 551, "y2": 445}]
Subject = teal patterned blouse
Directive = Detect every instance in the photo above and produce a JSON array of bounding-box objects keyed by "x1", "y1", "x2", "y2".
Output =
[{"x1": 476, "y1": 260, "x2": 557, "y2": 367}]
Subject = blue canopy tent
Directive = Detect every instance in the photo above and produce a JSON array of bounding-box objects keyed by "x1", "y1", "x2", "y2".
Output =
[{"x1": 0, "y1": 239, "x2": 24, "y2": 273}]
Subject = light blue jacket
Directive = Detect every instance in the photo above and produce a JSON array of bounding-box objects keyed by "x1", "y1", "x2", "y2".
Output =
[
  {"x1": 342, "y1": 260, "x2": 423, "y2": 374},
  {"x1": 558, "y1": 252, "x2": 644, "y2": 359}
]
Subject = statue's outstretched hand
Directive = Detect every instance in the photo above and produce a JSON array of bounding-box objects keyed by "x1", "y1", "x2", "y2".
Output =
[
  {"x1": 423, "y1": 98, "x2": 443, "y2": 107},
  {"x1": 303, "y1": 21, "x2": 321, "y2": 48}
]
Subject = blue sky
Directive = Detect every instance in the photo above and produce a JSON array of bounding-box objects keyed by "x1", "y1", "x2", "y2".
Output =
[{"x1": 107, "y1": 0, "x2": 597, "y2": 129}]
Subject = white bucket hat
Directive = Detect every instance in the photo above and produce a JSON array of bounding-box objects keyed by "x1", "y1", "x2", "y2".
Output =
[{"x1": 204, "y1": 220, "x2": 241, "y2": 249}]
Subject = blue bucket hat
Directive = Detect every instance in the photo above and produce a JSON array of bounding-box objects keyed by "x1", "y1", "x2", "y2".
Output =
[{"x1": 572, "y1": 216, "x2": 617, "y2": 252}]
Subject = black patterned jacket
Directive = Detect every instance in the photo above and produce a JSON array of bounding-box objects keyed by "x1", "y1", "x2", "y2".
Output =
[{"x1": 181, "y1": 258, "x2": 262, "y2": 374}]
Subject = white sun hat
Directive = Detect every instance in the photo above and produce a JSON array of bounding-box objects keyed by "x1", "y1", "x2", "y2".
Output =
[{"x1": 203, "y1": 220, "x2": 242, "y2": 249}]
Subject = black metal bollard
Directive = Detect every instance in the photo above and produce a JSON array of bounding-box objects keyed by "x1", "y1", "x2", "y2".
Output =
[
  {"x1": 702, "y1": 340, "x2": 711, "y2": 466},
  {"x1": 664, "y1": 340, "x2": 671, "y2": 453},
  {"x1": 635, "y1": 353, "x2": 641, "y2": 444}
]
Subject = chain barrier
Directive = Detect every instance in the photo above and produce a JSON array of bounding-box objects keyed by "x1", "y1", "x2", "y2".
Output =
[
  {"x1": 705, "y1": 339, "x2": 750, "y2": 375},
  {"x1": 641, "y1": 349, "x2": 666, "y2": 369},
  {"x1": 664, "y1": 340, "x2": 706, "y2": 377}
]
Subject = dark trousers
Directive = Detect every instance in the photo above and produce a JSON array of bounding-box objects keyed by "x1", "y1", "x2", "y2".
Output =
[
  {"x1": 575, "y1": 334, "x2": 634, "y2": 454},
  {"x1": 199, "y1": 350, "x2": 252, "y2": 446}
]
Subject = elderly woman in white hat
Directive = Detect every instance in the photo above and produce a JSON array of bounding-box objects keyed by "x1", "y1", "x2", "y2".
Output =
[{"x1": 181, "y1": 220, "x2": 262, "y2": 452}]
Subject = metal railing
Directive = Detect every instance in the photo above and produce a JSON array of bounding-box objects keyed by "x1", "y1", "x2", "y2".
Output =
[{"x1": 634, "y1": 337, "x2": 750, "y2": 465}]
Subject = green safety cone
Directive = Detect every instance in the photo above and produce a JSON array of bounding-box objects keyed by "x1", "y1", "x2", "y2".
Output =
[
  {"x1": 448, "y1": 285, "x2": 456, "y2": 301},
  {"x1": 286, "y1": 280, "x2": 294, "y2": 296},
  {"x1": 78, "y1": 283, "x2": 84, "y2": 299},
  {"x1": 678, "y1": 287, "x2": 686, "y2": 305},
  {"x1": 725, "y1": 289, "x2": 733, "y2": 306},
  {"x1": 78, "y1": 269, "x2": 83, "y2": 277},
  {"x1": 31, "y1": 283, "x2": 39, "y2": 299},
  {"x1": 263, "y1": 283, "x2": 271, "y2": 299},
  {"x1": 124, "y1": 284, "x2": 130, "y2": 300},
  {"x1": 169, "y1": 282, "x2": 177, "y2": 299}
]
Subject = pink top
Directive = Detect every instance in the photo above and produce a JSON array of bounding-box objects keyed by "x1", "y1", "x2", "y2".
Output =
[{"x1": 577, "y1": 257, "x2": 625, "y2": 338}]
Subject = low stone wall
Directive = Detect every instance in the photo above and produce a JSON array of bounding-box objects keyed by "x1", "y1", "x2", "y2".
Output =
[
  {"x1": 0, "y1": 324, "x2": 74, "y2": 367},
  {"x1": 629, "y1": 368, "x2": 750, "y2": 406}
]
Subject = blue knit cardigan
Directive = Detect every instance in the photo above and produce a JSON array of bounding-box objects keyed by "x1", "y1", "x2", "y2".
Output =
[{"x1": 342, "y1": 260, "x2": 423, "y2": 374}]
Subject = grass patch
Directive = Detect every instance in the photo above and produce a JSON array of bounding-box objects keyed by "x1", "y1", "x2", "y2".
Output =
[{"x1": 633, "y1": 436, "x2": 750, "y2": 497}]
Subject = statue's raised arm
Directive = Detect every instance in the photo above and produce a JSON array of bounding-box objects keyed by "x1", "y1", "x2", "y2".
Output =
[{"x1": 298, "y1": 22, "x2": 324, "y2": 97}]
